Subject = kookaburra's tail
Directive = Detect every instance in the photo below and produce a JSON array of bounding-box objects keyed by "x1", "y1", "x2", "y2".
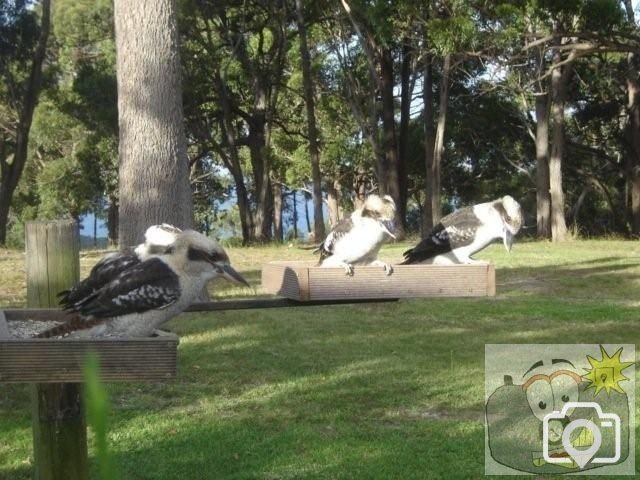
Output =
[
  {"x1": 297, "y1": 244, "x2": 322, "y2": 251},
  {"x1": 33, "y1": 315, "x2": 105, "y2": 338}
]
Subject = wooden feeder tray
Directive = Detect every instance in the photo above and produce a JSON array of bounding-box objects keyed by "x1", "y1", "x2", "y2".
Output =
[
  {"x1": 261, "y1": 261, "x2": 496, "y2": 301},
  {"x1": 0, "y1": 310, "x2": 178, "y2": 384}
]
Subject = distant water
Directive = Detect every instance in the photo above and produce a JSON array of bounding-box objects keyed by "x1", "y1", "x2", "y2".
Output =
[
  {"x1": 80, "y1": 213, "x2": 108, "y2": 238},
  {"x1": 79, "y1": 194, "x2": 326, "y2": 241}
]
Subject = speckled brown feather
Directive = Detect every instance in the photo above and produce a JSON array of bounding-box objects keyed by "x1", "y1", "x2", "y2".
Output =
[{"x1": 33, "y1": 314, "x2": 106, "y2": 338}]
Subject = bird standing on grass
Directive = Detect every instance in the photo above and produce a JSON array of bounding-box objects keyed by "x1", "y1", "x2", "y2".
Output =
[
  {"x1": 401, "y1": 195, "x2": 523, "y2": 265},
  {"x1": 317, "y1": 194, "x2": 396, "y2": 275},
  {"x1": 38, "y1": 229, "x2": 249, "y2": 338}
]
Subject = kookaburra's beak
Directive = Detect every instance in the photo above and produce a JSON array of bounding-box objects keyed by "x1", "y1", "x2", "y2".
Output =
[
  {"x1": 381, "y1": 223, "x2": 396, "y2": 240},
  {"x1": 503, "y1": 229, "x2": 513, "y2": 252},
  {"x1": 220, "y1": 263, "x2": 250, "y2": 288}
]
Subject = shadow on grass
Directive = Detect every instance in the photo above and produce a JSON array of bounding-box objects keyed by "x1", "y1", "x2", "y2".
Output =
[
  {"x1": 101, "y1": 411, "x2": 483, "y2": 480},
  {"x1": 496, "y1": 256, "x2": 640, "y2": 301},
  {"x1": 3, "y1": 250, "x2": 640, "y2": 479}
]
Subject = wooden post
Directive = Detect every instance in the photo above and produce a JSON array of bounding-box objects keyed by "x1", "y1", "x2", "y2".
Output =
[{"x1": 26, "y1": 221, "x2": 88, "y2": 480}]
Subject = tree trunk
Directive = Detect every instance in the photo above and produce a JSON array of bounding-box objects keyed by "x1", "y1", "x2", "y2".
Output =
[
  {"x1": 232, "y1": 168, "x2": 254, "y2": 244},
  {"x1": 114, "y1": 0, "x2": 193, "y2": 248},
  {"x1": 422, "y1": 50, "x2": 435, "y2": 233},
  {"x1": 292, "y1": 190, "x2": 298, "y2": 239},
  {"x1": 397, "y1": 39, "x2": 412, "y2": 231},
  {"x1": 295, "y1": 0, "x2": 325, "y2": 241},
  {"x1": 535, "y1": 94, "x2": 552, "y2": 238},
  {"x1": 106, "y1": 195, "x2": 118, "y2": 247},
  {"x1": 273, "y1": 182, "x2": 283, "y2": 242},
  {"x1": 326, "y1": 179, "x2": 342, "y2": 227},
  {"x1": 248, "y1": 99, "x2": 272, "y2": 241},
  {"x1": 216, "y1": 69, "x2": 254, "y2": 243},
  {"x1": 431, "y1": 54, "x2": 451, "y2": 225},
  {"x1": 623, "y1": 0, "x2": 640, "y2": 235},
  {"x1": 304, "y1": 193, "x2": 311, "y2": 233},
  {"x1": 568, "y1": 185, "x2": 591, "y2": 224},
  {"x1": 0, "y1": 0, "x2": 50, "y2": 246},
  {"x1": 380, "y1": 47, "x2": 405, "y2": 238},
  {"x1": 93, "y1": 212, "x2": 97, "y2": 248},
  {"x1": 548, "y1": 46, "x2": 570, "y2": 242}
]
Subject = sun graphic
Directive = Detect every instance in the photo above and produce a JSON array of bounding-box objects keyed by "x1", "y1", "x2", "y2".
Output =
[{"x1": 582, "y1": 345, "x2": 633, "y2": 395}]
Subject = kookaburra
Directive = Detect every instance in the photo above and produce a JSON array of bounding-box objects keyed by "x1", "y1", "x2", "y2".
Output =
[
  {"x1": 401, "y1": 195, "x2": 523, "y2": 265},
  {"x1": 39, "y1": 229, "x2": 248, "y2": 338},
  {"x1": 58, "y1": 224, "x2": 183, "y2": 312},
  {"x1": 317, "y1": 194, "x2": 396, "y2": 275}
]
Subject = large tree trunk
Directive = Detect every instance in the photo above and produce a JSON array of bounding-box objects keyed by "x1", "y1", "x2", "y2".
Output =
[
  {"x1": 623, "y1": 0, "x2": 640, "y2": 235},
  {"x1": 0, "y1": 0, "x2": 50, "y2": 245},
  {"x1": 535, "y1": 94, "x2": 552, "y2": 238},
  {"x1": 114, "y1": 0, "x2": 194, "y2": 248},
  {"x1": 422, "y1": 50, "x2": 435, "y2": 233},
  {"x1": 380, "y1": 47, "x2": 405, "y2": 238},
  {"x1": 431, "y1": 54, "x2": 451, "y2": 225},
  {"x1": 398, "y1": 39, "x2": 412, "y2": 232},
  {"x1": 295, "y1": 0, "x2": 325, "y2": 241},
  {"x1": 248, "y1": 91, "x2": 272, "y2": 241},
  {"x1": 548, "y1": 45, "x2": 570, "y2": 242}
]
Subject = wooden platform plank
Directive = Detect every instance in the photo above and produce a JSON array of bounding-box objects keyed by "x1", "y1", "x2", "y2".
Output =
[
  {"x1": 262, "y1": 261, "x2": 496, "y2": 301},
  {"x1": 0, "y1": 311, "x2": 9, "y2": 339},
  {"x1": 0, "y1": 333, "x2": 178, "y2": 383}
]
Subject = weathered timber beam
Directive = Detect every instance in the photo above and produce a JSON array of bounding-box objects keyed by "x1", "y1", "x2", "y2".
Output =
[{"x1": 2, "y1": 297, "x2": 399, "y2": 321}]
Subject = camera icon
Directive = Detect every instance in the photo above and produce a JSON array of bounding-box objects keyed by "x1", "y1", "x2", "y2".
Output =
[{"x1": 543, "y1": 402, "x2": 621, "y2": 469}]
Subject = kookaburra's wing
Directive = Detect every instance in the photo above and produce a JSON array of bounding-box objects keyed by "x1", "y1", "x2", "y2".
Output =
[
  {"x1": 59, "y1": 224, "x2": 181, "y2": 310},
  {"x1": 71, "y1": 258, "x2": 181, "y2": 318},
  {"x1": 38, "y1": 258, "x2": 181, "y2": 338},
  {"x1": 58, "y1": 251, "x2": 140, "y2": 311},
  {"x1": 316, "y1": 217, "x2": 354, "y2": 263},
  {"x1": 401, "y1": 206, "x2": 480, "y2": 264}
]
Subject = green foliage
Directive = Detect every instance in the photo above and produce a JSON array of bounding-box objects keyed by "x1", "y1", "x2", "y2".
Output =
[
  {"x1": 6, "y1": 0, "x2": 119, "y2": 229},
  {"x1": 29, "y1": 96, "x2": 104, "y2": 219},
  {"x1": 83, "y1": 353, "x2": 117, "y2": 480},
  {"x1": 580, "y1": 0, "x2": 624, "y2": 31},
  {"x1": 0, "y1": 0, "x2": 40, "y2": 88},
  {"x1": 429, "y1": 10, "x2": 477, "y2": 54},
  {"x1": 3, "y1": 0, "x2": 639, "y2": 241}
]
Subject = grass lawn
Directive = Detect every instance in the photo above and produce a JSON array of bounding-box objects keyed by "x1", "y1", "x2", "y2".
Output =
[{"x1": 1, "y1": 239, "x2": 640, "y2": 478}]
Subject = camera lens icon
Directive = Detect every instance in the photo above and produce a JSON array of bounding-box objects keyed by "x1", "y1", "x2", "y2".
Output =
[{"x1": 543, "y1": 402, "x2": 621, "y2": 469}]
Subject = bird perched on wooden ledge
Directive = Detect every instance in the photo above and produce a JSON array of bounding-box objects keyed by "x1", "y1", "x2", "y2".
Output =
[
  {"x1": 401, "y1": 195, "x2": 523, "y2": 265},
  {"x1": 38, "y1": 229, "x2": 249, "y2": 338},
  {"x1": 317, "y1": 194, "x2": 396, "y2": 275}
]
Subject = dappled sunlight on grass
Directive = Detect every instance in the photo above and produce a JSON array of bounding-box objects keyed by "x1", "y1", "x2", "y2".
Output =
[
  {"x1": 179, "y1": 324, "x2": 257, "y2": 345},
  {"x1": 3, "y1": 240, "x2": 640, "y2": 478}
]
